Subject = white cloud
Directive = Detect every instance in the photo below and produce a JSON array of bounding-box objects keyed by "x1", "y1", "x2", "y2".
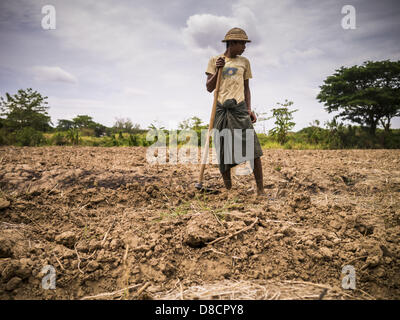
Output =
[
  {"x1": 182, "y1": 4, "x2": 260, "y2": 56},
  {"x1": 31, "y1": 66, "x2": 78, "y2": 84},
  {"x1": 182, "y1": 13, "x2": 232, "y2": 55}
]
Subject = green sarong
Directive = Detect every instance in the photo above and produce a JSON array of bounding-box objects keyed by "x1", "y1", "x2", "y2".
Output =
[{"x1": 212, "y1": 99, "x2": 263, "y2": 174}]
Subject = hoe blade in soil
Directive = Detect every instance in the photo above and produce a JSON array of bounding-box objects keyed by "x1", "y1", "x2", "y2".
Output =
[{"x1": 195, "y1": 183, "x2": 220, "y2": 194}]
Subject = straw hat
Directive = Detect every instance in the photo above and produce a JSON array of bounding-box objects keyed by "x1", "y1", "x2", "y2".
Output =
[{"x1": 221, "y1": 27, "x2": 251, "y2": 42}]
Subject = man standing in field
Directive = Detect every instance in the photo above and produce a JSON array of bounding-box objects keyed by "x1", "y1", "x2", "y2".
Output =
[{"x1": 205, "y1": 27, "x2": 265, "y2": 196}]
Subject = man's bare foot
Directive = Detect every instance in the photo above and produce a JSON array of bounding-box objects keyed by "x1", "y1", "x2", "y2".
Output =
[
  {"x1": 224, "y1": 184, "x2": 232, "y2": 190},
  {"x1": 255, "y1": 192, "x2": 276, "y2": 201},
  {"x1": 257, "y1": 189, "x2": 265, "y2": 196}
]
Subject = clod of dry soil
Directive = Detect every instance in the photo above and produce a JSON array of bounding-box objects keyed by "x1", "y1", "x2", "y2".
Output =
[{"x1": 0, "y1": 146, "x2": 399, "y2": 300}]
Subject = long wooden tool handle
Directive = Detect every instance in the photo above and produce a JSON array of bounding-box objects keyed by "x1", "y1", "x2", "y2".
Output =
[{"x1": 198, "y1": 67, "x2": 223, "y2": 183}]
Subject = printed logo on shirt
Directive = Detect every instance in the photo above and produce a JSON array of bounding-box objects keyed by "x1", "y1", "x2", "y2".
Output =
[{"x1": 222, "y1": 67, "x2": 238, "y2": 78}]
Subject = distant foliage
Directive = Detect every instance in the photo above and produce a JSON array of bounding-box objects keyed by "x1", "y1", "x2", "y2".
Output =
[
  {"x1": 128, "y1": 134, "x2": 139, "y2": 146},
  {"x1": 113, "y1": 117, "x2": 142, "y2": 134},
  {"x1": 15, "y1": 127, "x2": 46, "y2": 146},
  {"x1": 51, "y1": 132, "x2": 68, "y2": 146},
  {"x1": 56, "y1": 119, "x2": 74, "y2": 131},
  {"x1": 291, "y1": 119, "x2": 400, "y2": 149},
  {"x1": 57, "y1": 115, "x2": 107, "y2": 137},
  {"x1": 67, "y1": 128, "x2": 80, "y2": 145},
  {"x1": 267, "y1": 100, "x2": 298, "y2": 145},
  {"x1": 0, "y1": 88, "x2": 52, "y2": 132},
  {"x1": 1, "y1": 88, "x2": 398, "y2": 149},
  {"x1": 178, "y1": 116, "x2": 208, "y2": 147},
  {"x1": 317, "y1": 60, "x2": 400, "y2": 136}
]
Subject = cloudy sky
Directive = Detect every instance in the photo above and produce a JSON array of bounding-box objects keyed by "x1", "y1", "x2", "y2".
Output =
[{"x1": 1, "y1": 0, "x2": 399, "y2": 132}]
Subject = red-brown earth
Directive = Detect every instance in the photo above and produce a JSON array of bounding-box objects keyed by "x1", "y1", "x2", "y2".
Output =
[{"x1": 0, "y1": 146, "x2": 399, "y2": 299}]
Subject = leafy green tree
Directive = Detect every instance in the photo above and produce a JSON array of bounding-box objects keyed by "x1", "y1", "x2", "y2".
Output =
[
  {"x1": 324, "y1": 118, "x2": 346, "y2": 149},
  {"x1": 56, "y1": 119, "x2": 75, "y2": 131},
  {"x1": 59, "y1": 115, "x2": 104, "y2": 137},
  {"x1": 178, "y1": 119, "x2": 190, "y2": 130},
  {"x1": 177, "y1": 116, "x2": 207, "y2": 146},
  {"x1": 58, "y1": 116, "x2": 106, "y2": 137},
  {"x1": 178, "y1": 116, "x2": 206, "y2": 131},
  {"x1": 317, "y1": 60, "x2": 400, "y2": 136},
  {"x1": 148, "y1": 120, "x2": 166, "y2": 131},
  {"x1": 267, "y1": 100, "x2": 298, "y2": 144},
  {"x1": 147, "y1": 120, "x2": 167, "y2": 145},
  {"x1": 67, "y1": 128, "x2": 80, "y2": 145},
  {"x1": 113, "y1": 117, "x2": 141, "y2": 133},
  {"x1": 298, "y1": 120, "x2": 326, "y2": 145},
  {"x1": 72, "y1": 115, "x2": 94, "y2": 128},
  {"x1": 128, "y1": 134, "x2": 139, "y2": 146},
  {"x1": 0, "y1": 88, "x2": 52, "y2": 132},
  {"x1": 15, "y1": 127, "x2": 45, "y2": 146},
  {"x1": 88, "y1": 122, "x2": 107, "y2": 137},
  {"x1": 51, "y1": 132, "x2": 68, "y2": 145}
]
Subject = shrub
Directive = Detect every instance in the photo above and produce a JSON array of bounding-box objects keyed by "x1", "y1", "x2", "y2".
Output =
[
  {"x1": 283, "y1": 140, "x2": 293, "y2": 149},
  {"x1": 15, "y1": 127, "x2": 45, "y2": 146},
  {"x1": 67, "y1": 128, "x2": 80, "y2": 145},
  {"x1": 0, "y1": 128, "x2": 14, "y2": 145},
  {"x1": 267, "y1": 100, "x2": 298, "y2": 145},
  {"x1": 128, "y1": 134, "x2": 139, "y2": 146},
  {"x1": 80, "y1": 128, "x2": 95, "y2": 137},
  {"x1": 51, "y1": 132, "x2": 68, "y2": 145},
  {"x1": 382, "y1": 130, "x2": 400, "y2": 148}
]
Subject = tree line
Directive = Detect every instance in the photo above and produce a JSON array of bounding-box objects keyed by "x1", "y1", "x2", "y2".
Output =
[{"x1": 0, "y1": 60, "x2": 399, "y2": 148}]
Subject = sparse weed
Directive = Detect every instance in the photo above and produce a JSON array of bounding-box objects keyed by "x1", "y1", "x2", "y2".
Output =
[{"x1": 158, "y1": 200, "x2": 192, "y2": 220}]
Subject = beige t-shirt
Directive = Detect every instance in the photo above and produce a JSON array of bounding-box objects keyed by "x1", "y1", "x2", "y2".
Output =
[{"x1": 206, "y1": 54, "x2": 252, "y2": 105}]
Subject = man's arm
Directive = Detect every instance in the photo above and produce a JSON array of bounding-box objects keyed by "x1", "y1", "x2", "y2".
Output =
[
  {"x1": 244, "y1": 79, "x2": 257, "y2": 123},
  {"x1": 205, "y1": 57, "x2": 225, "y2": 92},
  {"x1": 206, "y1": 73, "x2": 218, "y2": 92}
]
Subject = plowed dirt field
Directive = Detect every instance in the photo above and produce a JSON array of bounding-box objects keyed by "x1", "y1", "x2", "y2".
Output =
[{"x1": 0, "y1": 146, "x2": 399, "y2": 300}]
